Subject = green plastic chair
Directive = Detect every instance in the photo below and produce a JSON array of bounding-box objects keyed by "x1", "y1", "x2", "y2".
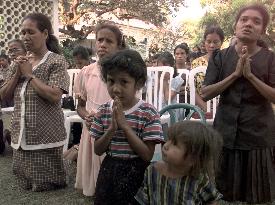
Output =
[
  {"x1": 159, "y1": 103, "x2": 206, "y2": 142},
  {"x1": 159, "y1": 103, "x2": 206, "y2": 125}
]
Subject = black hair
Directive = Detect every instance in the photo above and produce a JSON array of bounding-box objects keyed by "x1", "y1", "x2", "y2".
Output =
[
  {"x1": 174, "y1": 43, "x2": 190, "y2": 55},
  {"x1": 173, "y1": 43, "x2": 190, "y2": 76},
  {"x1": 204, "y1": 25, "x2": 225, "y2": 43},
  {"x1": 157, "y1": 51, "x2": 177, "y2": 77},
  {"x1": 0, "y1": 54, "x2": 9, "y2": 60},
  {"x1": 8, "y1": 39, "x2": 26, "y2": 53},
  {"x1": 95, "y1": 23, "x2": 126, "y2": 49},
  {"x1": 235, "y1": 3, "x2": 269, "y2": 32},
  {"x1": 193, "y1": 45, "x2": 201, "y2": 53},
  {"x1": 100, "y1": 49, "x2": 147, "y2": 88},
  {"x1": 72, "y1": 45, "x2": 90, "y2": 60},
  {"x1": 168, "y1": 121, "x2": 223, "y2": 180},
  {"x1": 87, "y1": 47, "x2": 93, "y2": 56},
  {"x1": 257, "y1": 39, "x2": 269, "y2": 49},
  {"x1": 0, "y1": 54, "x2": 10, "y2": 64},
  {"x1": 151, "y1": 53, "x2": 160, "y2": 61},
  {"x1": 23, "y1": 13, "x2": 60, "y2": 54},
  {"x1": 157, "y1": 51, "x2": 175, "y2": 67}
]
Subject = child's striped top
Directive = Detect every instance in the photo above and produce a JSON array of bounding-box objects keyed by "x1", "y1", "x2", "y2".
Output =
[{"x1": 90, "y1": 99, "x2": 164, "y2": 158}]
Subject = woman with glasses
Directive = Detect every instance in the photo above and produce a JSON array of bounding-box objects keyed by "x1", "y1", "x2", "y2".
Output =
[
  {"x1": 0, "y1": 54, "x2": 10, "y2": 84},
  {"x1": 7, "y1": 39, "x2": 27, "y2": 62},
  {"x1": 0, "y1": 40, "x2": 25, "y2": 149},
  {"x1": 0, "y1": 53, "x2": 10, "y2": 154},
  {"x1": 2, "y1": 40, "x2": 27, "y2": 145}
]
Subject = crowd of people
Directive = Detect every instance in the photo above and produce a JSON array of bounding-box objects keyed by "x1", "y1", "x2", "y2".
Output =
[{"x1": 0, "y1": 2, "x2": 275, "y2": 205}]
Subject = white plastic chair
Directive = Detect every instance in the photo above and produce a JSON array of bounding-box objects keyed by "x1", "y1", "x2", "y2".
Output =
[
  {"x1": 145, "y1": 66, "x2": 174, "y2": 111},
  {"x1": 1, "y1": 107, "x2": 14, "y2": 113},
  {"x1": 63, "y1": 69, "x2": 81, "y2": 118},
  {"x1": 189, "y1": 66, "x2": 218, "y2": 123},
  {"x1": 63, "y1": 69, "x2": 82, "y2": 151},
  {"x1": 145, "y1": 66, "x2": 174, "y2": 162},
  {"x1": 175, "y1": 69, "x2": 190, "y2": 104}
]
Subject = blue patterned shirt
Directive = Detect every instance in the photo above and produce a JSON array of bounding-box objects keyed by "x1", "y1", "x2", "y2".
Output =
[{"x1": 135, "y1": 162, "x2": 222, "y2": 204}]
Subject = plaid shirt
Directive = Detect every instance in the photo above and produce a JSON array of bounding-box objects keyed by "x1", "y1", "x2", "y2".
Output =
[{"x1": 5, "y1": 52, "x2": 69, "y2": 150}]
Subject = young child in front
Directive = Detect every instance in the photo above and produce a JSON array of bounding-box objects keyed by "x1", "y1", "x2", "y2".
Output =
[
  {"x1": 135, "y1": 121, "x2": 223, "y2": 205},
  {"x1": 91, "y1": 49, "x2": 164, "y2": 205}
]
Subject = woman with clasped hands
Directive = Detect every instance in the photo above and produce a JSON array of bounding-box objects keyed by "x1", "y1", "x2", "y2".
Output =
[
  {"x1": 0, "y1": 13, "x2": 69, "y2": 192},
  {"x1": 201, "y1": 4, "x2": 275, "y2": 204}
]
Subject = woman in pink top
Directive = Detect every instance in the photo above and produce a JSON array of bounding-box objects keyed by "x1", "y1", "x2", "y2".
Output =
[{"x1": 74, "y1": 23, "x2": 126, "y2": 196}]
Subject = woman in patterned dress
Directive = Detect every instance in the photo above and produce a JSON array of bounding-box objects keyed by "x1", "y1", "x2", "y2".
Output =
[
  {"x1": 74, "y1": 23, "x2": 125, "y2": 196},
  {"x1": 0, "y1": 13, "x2": 69, "y2": 191},
  {"x1": 191, "y1": 26, "x2": 224, "y2": 111}
]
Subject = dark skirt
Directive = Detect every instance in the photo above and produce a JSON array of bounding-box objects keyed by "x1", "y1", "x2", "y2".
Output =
[
  {"x1": 94, "y1": 155, "x2": 149, "y2": 205},
  {"x1": 216, "y1": 147, "x2": 275, "y2": 204},
  {"x1": 12, "y1": 146, "x2": 66, "y2": 191}
]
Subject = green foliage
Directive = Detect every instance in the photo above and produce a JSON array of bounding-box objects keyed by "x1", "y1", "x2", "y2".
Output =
[
  {"x1": 199, "y1": 0, "x2": 248, "y2": 39},
  {"x1": 148, "y1": 24, "x2": 188, "y2": 58},
  {"x1": 60, "y1": 39, "x2": 79, "y2": 68},
  {"x1": 59, "y1": 0, "x2": 185, "y2": 40},
  {"x1": 198, "y1": 0, "x2": 275, "y2": 49}
]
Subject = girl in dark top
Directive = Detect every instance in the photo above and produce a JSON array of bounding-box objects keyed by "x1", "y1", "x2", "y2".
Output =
[{"x1": 201, "y1": 3, "x2": 275, "y2": 204}]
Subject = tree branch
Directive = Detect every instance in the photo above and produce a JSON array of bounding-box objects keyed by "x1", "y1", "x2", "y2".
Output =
[
  {"x1": 59, "y1": 0, "x2": 184, "y2": 39},
  {"x1": 96, "y1": 7, "x2": 117, "y2": 17}
]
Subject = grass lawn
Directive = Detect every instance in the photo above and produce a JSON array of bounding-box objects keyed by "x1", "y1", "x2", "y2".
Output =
[
  {"x1": 1, "y1": 146, "x2": 275, "y2": 205},
  {"x1": 1, "y1": 112, "x2": 275, "y2": 205},
  {"x1": 0, "y1": 146, "x2": 93, "y2": 205}
]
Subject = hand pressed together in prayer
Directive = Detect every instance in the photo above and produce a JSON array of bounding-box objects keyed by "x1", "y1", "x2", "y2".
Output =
[
  {"x1": 235, "y1": 46, "x2": 253, "y2": 79},
  {"x1": 84, "y1": 111, "x2": 96, "y2": 128},
  {"x1": 241, "y1": 46, "x2": 253, "y2": 79},
  {"x1": 109, "y1": 96, "x2": 127, "y2": 132},
  {"x1": 14, "y1": 54, "x2": 33, "y2": 79}
]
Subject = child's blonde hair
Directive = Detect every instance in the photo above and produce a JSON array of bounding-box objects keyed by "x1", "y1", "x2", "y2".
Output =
[{"x1": 168, "y1": 121, "x2": 223, "y2": 180}]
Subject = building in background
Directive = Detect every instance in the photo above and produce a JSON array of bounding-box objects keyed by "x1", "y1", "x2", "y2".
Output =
[
  {"x1": 58, "y1": 10, "x2": 158, "y2": 59},
  {"x1": 0, "y1": 0, "x2": 58, "y2": 53}
]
